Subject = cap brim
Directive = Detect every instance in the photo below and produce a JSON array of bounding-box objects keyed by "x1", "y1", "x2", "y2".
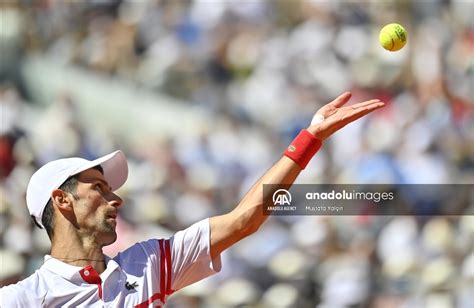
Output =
[{"x1": 73, "y1": 150, "x2": 128, "y2": 191}]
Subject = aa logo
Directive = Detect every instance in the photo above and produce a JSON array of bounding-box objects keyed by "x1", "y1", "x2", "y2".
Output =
[{"x1": 273, "y1": 189, "x2": 292, "y2": 206}]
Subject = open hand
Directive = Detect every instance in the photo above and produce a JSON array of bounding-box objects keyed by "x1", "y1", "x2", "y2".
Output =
[{"x1": 307, "y1": 92, "x2": 385, "y2": 141}]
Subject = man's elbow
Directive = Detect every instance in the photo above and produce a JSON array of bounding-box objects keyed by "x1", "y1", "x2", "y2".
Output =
[
  {"x1": 210, "y1": 212, "x2": 262, "y2": 258},
  {"x1": 234, "y1": 212, "x2": 263, "y2": 239}
]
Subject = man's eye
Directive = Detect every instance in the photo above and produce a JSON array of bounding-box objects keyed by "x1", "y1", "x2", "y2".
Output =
[{"x1": 95, "y1": 184, "x2": 102, "y2": 191}]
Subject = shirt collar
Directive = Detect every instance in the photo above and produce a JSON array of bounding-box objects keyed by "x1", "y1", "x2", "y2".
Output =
[
  {"x1": 41, "y1": 255, "x2": 120, "y2": 282},
  {"x1": 42, "y1": 255, "x2": 84, "y2": 282}
]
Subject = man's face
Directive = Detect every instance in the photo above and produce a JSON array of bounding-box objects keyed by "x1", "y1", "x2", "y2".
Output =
[{"x1": 72, "y1": 168, "x2": 123, "y2": 246}]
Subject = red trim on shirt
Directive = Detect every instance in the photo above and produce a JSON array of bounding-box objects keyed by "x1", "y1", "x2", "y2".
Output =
[
  {"x1": 134, "y1": 239, "x2": 172, "y2": 308},
  {"x1": 79, "y1": 265, "x2": 103, "y2": 299},
  {"x1": 164, "y1": 240, "x2": 174, "y2": 296},
  {"x1": 98, "y1": 284, "x2": 103, "y2": 299},
  {"x1": 134, "y1": 292, "x2": 163, "y2": 308},
  {"x1": 158, "y1": 240, "x2": 166, "y2": 302}
]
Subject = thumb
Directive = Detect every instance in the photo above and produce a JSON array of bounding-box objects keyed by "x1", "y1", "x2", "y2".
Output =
[{"x1": 329, "y1": 92, "x2": 352, "y2": 108}]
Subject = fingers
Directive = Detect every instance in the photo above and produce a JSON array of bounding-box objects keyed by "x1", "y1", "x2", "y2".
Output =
[
  {"x1": 329, "y1": 92, "x2": 352, "y2": 108},
  {"x1": 325, "y1": 101, "x2": 384, "y2": 127},
  {"x1": 345, "y1": 102, "x2": 385, "y2": 123},
  {"x1": 350, "y1": 99, "x2": 381, "y2": 110}
]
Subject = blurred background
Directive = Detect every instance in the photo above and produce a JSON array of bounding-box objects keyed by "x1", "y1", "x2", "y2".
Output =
[{"x1": 1, "y1": 0, "x2": 473, "y2": 307}]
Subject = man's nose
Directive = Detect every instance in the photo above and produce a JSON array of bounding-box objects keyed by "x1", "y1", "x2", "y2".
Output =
[{"x1": 108, "y1": 192, "x2": 123, "y2": 208}]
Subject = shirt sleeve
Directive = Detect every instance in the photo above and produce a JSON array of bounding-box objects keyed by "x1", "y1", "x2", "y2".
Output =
[
  {"x1": 115, "y1": 218, "x2": 221, "y2": 297},
  {"x1": 169, "y1": 218, "x2": 222, "y2": 291}
]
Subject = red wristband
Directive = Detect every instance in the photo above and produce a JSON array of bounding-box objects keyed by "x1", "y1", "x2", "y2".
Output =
[{"x1": 284, "y1": 129, "x2": 322, "y2": 169}]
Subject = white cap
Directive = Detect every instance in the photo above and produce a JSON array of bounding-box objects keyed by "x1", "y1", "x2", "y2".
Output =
[{"x1": 26, "y1": 150, "x2": 128, "y2": 228}]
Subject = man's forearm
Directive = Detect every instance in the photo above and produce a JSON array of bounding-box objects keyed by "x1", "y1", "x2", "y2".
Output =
[
  {"x1": 232, "y1": 156, "x2": 301, "y2": 232},
  {"x1": 209, "y1": 156, "x2": 301, "y2": 258}
]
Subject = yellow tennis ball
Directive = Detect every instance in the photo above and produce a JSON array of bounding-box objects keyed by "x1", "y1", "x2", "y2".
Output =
[{"x1": 379, "y1": 23, "x2": 408, "y2": 52}]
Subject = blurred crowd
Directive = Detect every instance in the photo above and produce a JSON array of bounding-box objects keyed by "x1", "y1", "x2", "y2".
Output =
[{"x1": 1, "y1": 0, "x2": 473, "y2": 307}]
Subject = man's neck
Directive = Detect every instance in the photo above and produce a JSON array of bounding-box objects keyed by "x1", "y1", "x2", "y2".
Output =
[{"x1": 50, "y1": 228, "x2": 106, "y2": 274}]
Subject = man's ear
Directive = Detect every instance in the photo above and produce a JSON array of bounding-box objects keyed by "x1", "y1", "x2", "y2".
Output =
[{"x1": 51, "y1": 189, "x2": 74, "y2": 212}]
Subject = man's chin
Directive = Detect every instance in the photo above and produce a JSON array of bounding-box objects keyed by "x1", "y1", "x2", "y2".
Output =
[
  {"x1": 102, "y1": 222, "x2": 117, "y2": 246},
  {"x1": 102, "y1": 232, "x2": 117, "y2": 247}
]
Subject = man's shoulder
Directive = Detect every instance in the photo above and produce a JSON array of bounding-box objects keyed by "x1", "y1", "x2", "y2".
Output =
[
  {"x1": 114, "y1": 239, "x2": 161, "y2": 263},
  {"x1": 1, "y1": 271, "x2": 46, "y2": 306},
  {"x1": 114, "y1": 219, "x2": 210, "y2": 262},
  {"x1": 112, "y1": 219, "x2": 210, "y2": 267}
]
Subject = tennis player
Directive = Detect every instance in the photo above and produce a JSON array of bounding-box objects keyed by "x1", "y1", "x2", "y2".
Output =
[{"x1": 0, "y1": 92, "x2": 384, "y2": 307}]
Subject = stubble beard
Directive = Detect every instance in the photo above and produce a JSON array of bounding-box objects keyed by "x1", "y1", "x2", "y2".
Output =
[{"x1": 98, "y1": 219, "x2": 117, "y2": 246}]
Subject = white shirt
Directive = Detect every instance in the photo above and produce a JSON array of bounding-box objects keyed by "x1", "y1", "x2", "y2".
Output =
[{"x1": 0, "y1": 218, "x2": 221, "y2": 307}]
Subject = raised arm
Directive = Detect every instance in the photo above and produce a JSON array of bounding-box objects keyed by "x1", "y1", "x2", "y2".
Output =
[{"x1": 209, "y1": 92, "x2": 385, "y2": 258}]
